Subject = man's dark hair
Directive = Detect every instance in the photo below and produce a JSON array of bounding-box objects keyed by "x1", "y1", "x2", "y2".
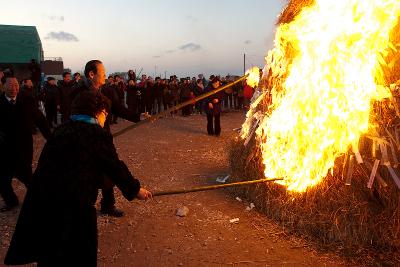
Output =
[
  {"x1": 47, "y1": 77, "x2": 56, "y2": 82},
  {"x1": 71, "y1": 91, "x2": 110, "y2": 118},
  {"x1": 63, "y1": 71, "x2": 71, "y2": 78},
  {"x1": 4, "y1": 74, "x2": 17, "y2": 84},
  {"x1": 84, "y1": 60, "x2": 102, "y2": 78},
  {"x1": 108, "y1": 75, "x2": 113, "y2": 79},
  {"x1": 73, "y1": 72, "x2": 80, "y2": 78},
  {"x1": 113, "y1": 75, "x2": 120, "y2": 79}
]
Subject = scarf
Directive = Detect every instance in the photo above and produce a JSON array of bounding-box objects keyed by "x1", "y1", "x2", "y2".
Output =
[{"x1": 70, "y1": 115, "x2": 99, "y2": 125}]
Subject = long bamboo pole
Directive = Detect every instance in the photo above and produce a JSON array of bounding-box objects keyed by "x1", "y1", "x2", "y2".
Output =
[
  {"x1": 153, "y1": 178, "x2": 283, "y2": 197},
  {"x1": 112, "y1": 75, "x2": 247, "y2": 138}
]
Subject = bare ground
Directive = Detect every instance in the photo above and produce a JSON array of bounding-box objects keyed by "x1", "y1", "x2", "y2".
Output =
[{"x1": 1, "y1": 111, "x2": 355, "y2": 267}]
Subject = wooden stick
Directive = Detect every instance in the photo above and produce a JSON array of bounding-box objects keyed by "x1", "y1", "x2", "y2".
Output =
[
  {"x1": 113, "y1": 75, "x2": 247, "y2": 138},
  {"x1": 153, "y1": 178, "x2": 283, "y2": 197}
]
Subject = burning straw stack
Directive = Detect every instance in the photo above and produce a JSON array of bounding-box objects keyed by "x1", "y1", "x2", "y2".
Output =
[{"x1": 229, "y1": 0, "x2": 400, "y2": 264}]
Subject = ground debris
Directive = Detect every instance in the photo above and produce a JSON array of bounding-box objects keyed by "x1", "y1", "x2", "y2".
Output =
[{"x1": 176, "y1": 206, "x2": 189, "y2": 217}]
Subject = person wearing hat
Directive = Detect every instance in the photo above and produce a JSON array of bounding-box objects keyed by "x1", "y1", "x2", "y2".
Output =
[
  {"x1": 4, "y1": 90, "x2": 152, "y2": 267},
  {"x1": 203, "y1": 77, "x2": 224, "y2": 136}
]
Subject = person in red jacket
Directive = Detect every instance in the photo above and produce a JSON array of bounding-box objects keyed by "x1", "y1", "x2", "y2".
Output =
[{"x1": 243, "y1": 81, "x2": 254, "y2": 109}]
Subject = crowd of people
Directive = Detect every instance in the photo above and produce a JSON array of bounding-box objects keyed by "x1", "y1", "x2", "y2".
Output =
[
  {"x1": 0, "y1": 59, "x2": 257, "y2": 266},
  {"x1": 0, "y1": 67, "x2": 254, "y2": 129}
]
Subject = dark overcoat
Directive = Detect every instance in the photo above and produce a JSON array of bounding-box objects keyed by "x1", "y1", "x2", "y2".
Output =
[
  {"x1": 4, "y1": 121, "x2": 141, "y2": 266},
  {"x1": 0, "y1": 93, "x2": 50, "y2": 172},
  {"x1": 203, "y1": 85, "x2": 224, "y2": 115}
]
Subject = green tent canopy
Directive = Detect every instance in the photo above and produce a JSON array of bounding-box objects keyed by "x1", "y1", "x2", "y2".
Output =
[{"x1": 0, "y1": 24, "x2": 43, "y2": 64}]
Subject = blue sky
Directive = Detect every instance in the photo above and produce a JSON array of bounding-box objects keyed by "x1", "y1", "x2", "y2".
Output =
[{"x1": 2, "y1": 0, "x2": 286, "y2": 77}]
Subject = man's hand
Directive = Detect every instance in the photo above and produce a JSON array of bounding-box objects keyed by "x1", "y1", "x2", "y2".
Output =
[
  {"x1": 137, "y1": 188, "x2": 153, "y2": 200},
  {"x1": 208, "y1": 103, "x2": 213, "y2": 109},
  {"x1": 212, "y1": 99, "x2": 219, "y2": 104}
]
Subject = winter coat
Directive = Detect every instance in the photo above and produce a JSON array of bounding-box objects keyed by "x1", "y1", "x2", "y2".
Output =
[
  {"x1": 4, "y1": 120, "x2": 141, "y2": 266},
  {"x1": 0, "y1": 93, "x2": 50, "y2": 170},
  {"x1": 203, "y1": 85, "x2": 224, "y2": 115},
  {"x1": 58, "y1": 80, "x2": 75, "y2": 120},
  {"x1": 41, "y1": 83, "x2": 60, "y2": 106}
]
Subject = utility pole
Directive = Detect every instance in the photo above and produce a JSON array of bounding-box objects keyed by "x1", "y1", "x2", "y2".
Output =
[
  {"x1": 243, "y1": 53, "x2": 246, "y2": 75},
  {"x1": 154, "y1": 65, "x2": 157, "y2": 78},
  {"x1": 164, "y1": 71, "x2": 167, "y2": 79}
]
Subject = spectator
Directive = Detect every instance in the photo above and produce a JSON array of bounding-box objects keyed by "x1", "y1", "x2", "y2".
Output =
[
  {"x1": 153, "y1": 77, "x2": 163, "y2": 113},
  {"x1": 224, "y1": 75, "x2": 234, "y2": 110},
  {"x1": 127, "y1": 70, "x2": 136, "y2": 82},
  {"x1": 0, "y1": 76, "x2": 51, "y2": 212},
  {"x1": 112, "y1": 75, "x2": 126, "y2": 124},
  {"x1": 194, "y1": 79, "x2": 204, "y2": 114},
  {"x1": 58, "y1": 72, "x2": 75, "y2": 123},
  {"x1": 126, "y1": 79, "x2": 139, "y2": 113},
  {"x1": 73, "y1": 72, "x2": 82, "y2": 86},
  {"x1": 143, "y1": 77, "x2": 154, "y2": 114},
  {"x1": 28, "y1": 59, "x2": 41, "y2": 96},
  {"x1": 243, "y1": 81, "x2": 254, "y2": 109},
  {"x1": 169, "y1": 78, "x2": 180, "y2": 111},
  {"x1": 203, "y1": 77, "x2": 224, "y2": 136},
  {"x1": 41, "y1": 77, "x2": 60, "y2": 128},
  {"x1": 180, "y1": 78, "x2": 192, "y2": 116},
  {"x1": 162, "y1": 79, "x2": 171, "y2": 111},
  {"x1": 20, "y1": 79, "x2": 35, "y2": 99}
]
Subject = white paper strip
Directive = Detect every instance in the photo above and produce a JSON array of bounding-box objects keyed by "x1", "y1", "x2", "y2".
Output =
[
  {"x1": 387, "y1": 166, "x2": 400, "y2": 189},
  {"x1": 365, "y1": 161, "x2": 388, "y2": 188},
  {"x1": 244, "y1": 118, "x2": 260, "y2": 147},
  {"x1": 389, "y1": 139, "x2": 399, "y2": 167},
  {"x1": 367, "y1": 160, "x2": 380, "y2": 189},
  {"x1": 346, "y1": 155, "x2": 355, "y2": 186},
  {"x1": 379, "y1": 142, "x2": 390, "y2": 166},
  {"x1": 352, "y1": 143, "x2": 363, "y2": 164}
]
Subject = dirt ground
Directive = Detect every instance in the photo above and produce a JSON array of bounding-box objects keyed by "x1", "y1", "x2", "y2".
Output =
[{"x1": 0, "y1": 111, "x2": 354, "y2": 267}]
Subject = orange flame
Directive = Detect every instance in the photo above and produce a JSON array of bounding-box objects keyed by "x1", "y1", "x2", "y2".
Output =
[{"x1": 241, "y1": 0, "x2": 400, "y2": 192}]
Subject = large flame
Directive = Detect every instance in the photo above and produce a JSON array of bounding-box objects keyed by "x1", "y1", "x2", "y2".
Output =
[{"x1": 241, "y1": 0, "x2": 400, "y2": 192}]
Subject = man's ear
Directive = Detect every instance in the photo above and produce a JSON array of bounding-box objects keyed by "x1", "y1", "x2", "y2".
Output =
[{"x1": 88, "y1": 71, "x2": 95, "y2": 80}]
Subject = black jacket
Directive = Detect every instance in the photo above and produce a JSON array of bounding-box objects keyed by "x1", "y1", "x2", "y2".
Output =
[
  {"x1": 58, "y1": 80, "x2": 75, "y2": 118},
  {"x1": 0, "y1": 93, "x2": 50, "y2": 168},
  {"x1": 41, "y1": 83, "x2": 60, "y2": 106},
  {"x1": 203, "y1": 85, "x2": 224, "y2": 115},
  {"x1": 4, "y1": 121, "x2": 141, "y2": 266}
]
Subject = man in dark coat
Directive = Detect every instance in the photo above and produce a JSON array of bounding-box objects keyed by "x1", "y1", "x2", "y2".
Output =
[
  {"x1": 203, "y1": 77, "x2": 224, "y2": 136},
  {"x1": 0, "y1": 76, "x2": 51, "y2": 211},
  {"x1": 126, "y1": 79, "x2": 139, "y2": 113},
  {"x1": 58, "y1": 71, "x2": 75, "y2": 123},
  {"x1": 70, "y1": 60, "x2": 142, "y2": 217},
  {"x1": 180, "y1": 78, "x2": 192, "y2": 116},
  {"x1": 4, "y1": 91, "x2": 152, "y2": 267},
  {"x1": 41, "y1": 77, "x2": 60, "y2": 128},
  {"x1": 153, "y1": 77, "x2": 163, "y2": 113},
  {"x1": 28, "y1": 59, "x2": 41, "y2": 96}
]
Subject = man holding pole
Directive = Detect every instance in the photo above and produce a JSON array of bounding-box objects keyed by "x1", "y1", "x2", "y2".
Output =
[{"x1": 71, "y1": 60, "x2": 143, "y2": 217}]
